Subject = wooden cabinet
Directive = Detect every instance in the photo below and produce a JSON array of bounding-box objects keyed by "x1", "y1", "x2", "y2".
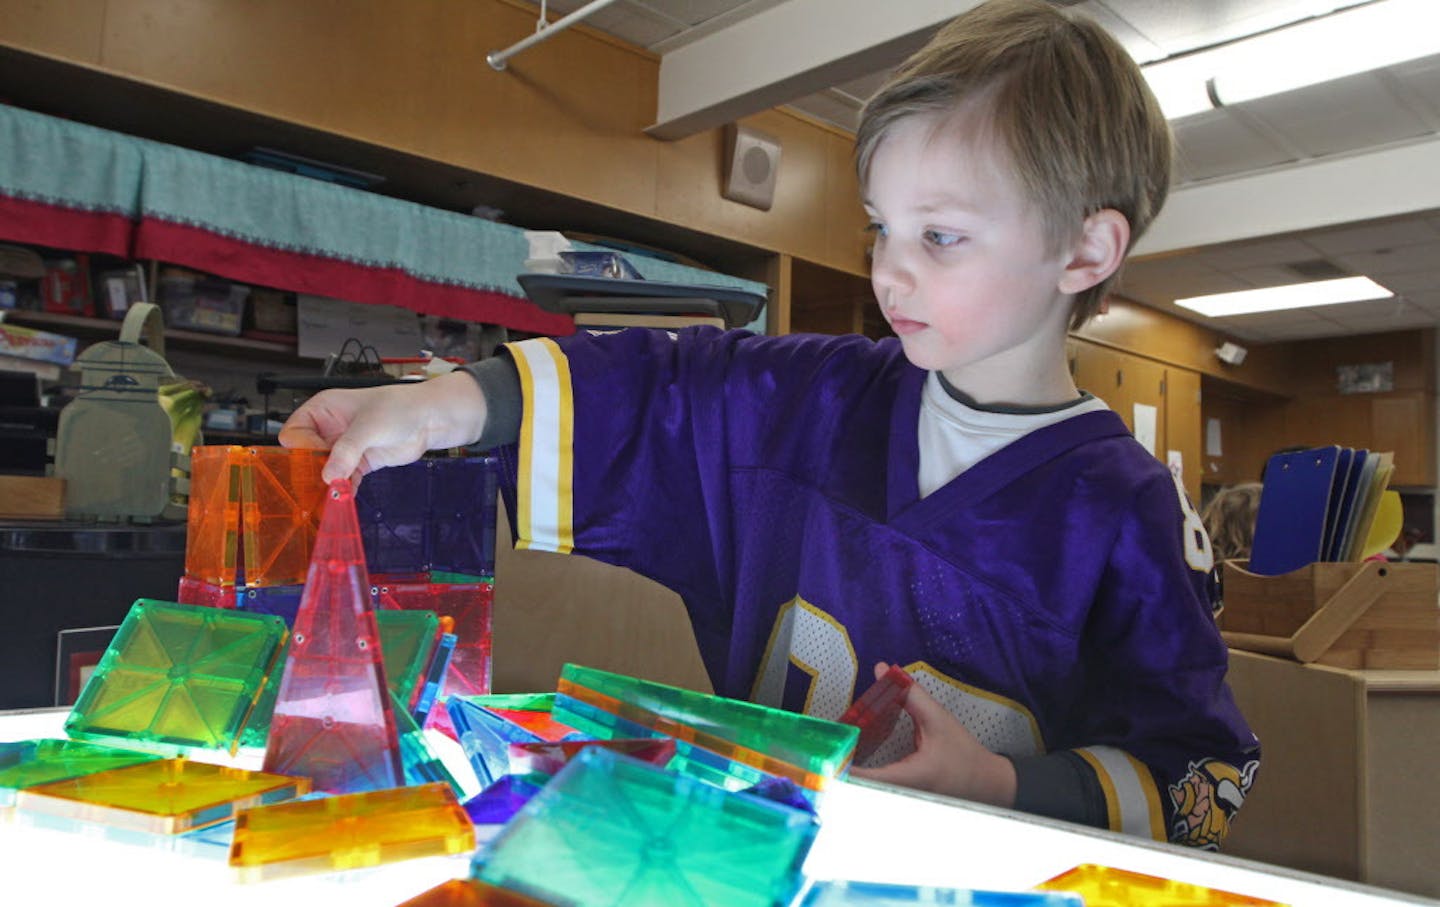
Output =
[
  {"x1": 1071, "y1": 339, "x2": 1203, "y2": 502},
  {"x1": 1225, "y1": 650, "x2": 1440, "y2": 899}
]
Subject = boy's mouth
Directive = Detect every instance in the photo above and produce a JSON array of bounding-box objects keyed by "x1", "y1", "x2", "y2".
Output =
[{"x1": 888, "y1": 316, "x2": 926, "y2": 335}]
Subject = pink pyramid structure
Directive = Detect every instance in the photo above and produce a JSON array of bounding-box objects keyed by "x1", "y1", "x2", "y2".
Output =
[{"x1": 262, "y1": 479, "x2": 403, "y2": 793}]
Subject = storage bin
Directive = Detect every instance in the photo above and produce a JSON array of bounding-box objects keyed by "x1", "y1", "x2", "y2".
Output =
[{"x1": 1221, "y1": 559, "x2": 1440, "y2": 669}]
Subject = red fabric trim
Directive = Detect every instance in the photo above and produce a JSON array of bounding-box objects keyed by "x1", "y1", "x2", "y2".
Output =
[
  {"x1": 0, "y1": 195, "x2": 133, "y2": 257},
  {"x1": 134, "y1": 218, "x2": 575, "y2": 336}
]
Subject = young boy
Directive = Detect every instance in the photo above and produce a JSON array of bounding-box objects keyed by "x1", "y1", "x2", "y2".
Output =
[{"x1": 281, "y1": 0, "x2": 1259, "y2": 849}]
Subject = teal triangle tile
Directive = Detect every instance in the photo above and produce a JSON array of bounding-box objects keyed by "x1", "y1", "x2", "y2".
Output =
[
  {"x1": 476, "y1": 747, "x2": 817, "y2": 907},
  {"x1": 262, "y1": 479, "x2": 403, "y2": 794},
  {"x1": 559, "y1": 663, "x2": 857, "y2": 781},
  {"x1": 65, "y1": 600, "x2": 287, "y2": 753}
]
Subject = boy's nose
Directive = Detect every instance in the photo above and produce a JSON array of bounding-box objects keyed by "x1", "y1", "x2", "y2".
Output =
[{"x1": 870, "y1": 246, "x2": 915, "y2": 297}]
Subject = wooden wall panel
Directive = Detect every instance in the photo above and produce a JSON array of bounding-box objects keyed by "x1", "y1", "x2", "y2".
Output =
[
  {"x1": 1166, "y1": 367, "x2": 1203, "y2": 503},
  {"x1": 823, "y1": 130, "x2": 869, "y2": 275},
  {"x1": 0, "y1": 0, "x2": 105, "y2": 62}
]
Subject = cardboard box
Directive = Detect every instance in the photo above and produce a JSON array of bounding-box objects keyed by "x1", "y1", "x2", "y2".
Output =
[
  {"x1": 1221, "y1": 559, "x2": 1440, "y2": 669},
  {"x1": 0, "y1": 321, "x2": 78, "y2": 366}
]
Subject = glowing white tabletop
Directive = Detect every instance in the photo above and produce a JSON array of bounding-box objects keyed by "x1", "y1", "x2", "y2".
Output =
[{"x1": 2, "y1": 708, "x2": 1433, "y2": 907}]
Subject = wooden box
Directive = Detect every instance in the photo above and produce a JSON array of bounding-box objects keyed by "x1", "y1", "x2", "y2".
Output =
[{"x1": 1221, "y1": 559, "x2": 1440, "y2": 670}]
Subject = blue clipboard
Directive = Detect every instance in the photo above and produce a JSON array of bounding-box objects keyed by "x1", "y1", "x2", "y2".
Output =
[{"x1": 1249, "y1": 446, "x2": 1341, "y2": 576}]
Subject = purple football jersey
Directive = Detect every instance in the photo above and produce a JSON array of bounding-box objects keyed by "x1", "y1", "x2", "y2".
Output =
[{"x1": 496, "y1": 327, "x2": 1259, "y2": 848}]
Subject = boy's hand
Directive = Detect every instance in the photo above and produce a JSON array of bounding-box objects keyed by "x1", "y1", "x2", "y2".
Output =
[
  {"x1": 848, "y1": 662, "x2": 1017, "y2": 809},
  {"x1": 279, "y1": 371, "x2": 488, "y2": 483}
]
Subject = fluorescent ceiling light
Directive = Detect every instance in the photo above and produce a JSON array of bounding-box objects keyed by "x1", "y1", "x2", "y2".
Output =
[
  {"x1": 1141, "y1": 0, "x2": 1440, "y2": 120},
  {"x1": 1175, "y1": 276, "x2": 1393, "y2": 317}
]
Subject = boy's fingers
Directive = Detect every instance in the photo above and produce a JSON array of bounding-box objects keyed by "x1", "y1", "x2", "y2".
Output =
[
  {"x1": 276, "y1": 422, "x2": 328, "y2": 450},
  {"x1": 322, "y1": 439, "x2": 365, "y2": 484}
]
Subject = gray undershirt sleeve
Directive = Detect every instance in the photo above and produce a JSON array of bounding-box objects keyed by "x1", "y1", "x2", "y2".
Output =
[
  {"x1": 1009, "y1": 751, "x2": 1110, "y2": 829},
  {"x1": 458, "y1": 355, "x2": 522, "y2": 450}
]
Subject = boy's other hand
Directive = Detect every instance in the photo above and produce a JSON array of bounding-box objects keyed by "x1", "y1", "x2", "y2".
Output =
[
  {"x1": 279, "y1": 371, "x2": 488, "y2": 484},
  {"x1": 848, "y1": 662, "x2": 1017, "y2": 809}
]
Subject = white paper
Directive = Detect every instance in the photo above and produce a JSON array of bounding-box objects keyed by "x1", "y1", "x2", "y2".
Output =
[
  {"x1": 1167, "y1": 449, "x2": 1184, "y2": 483},
  {"x1": 296, "y1": 295, "x2": 425, "y2": 361},
  {"x1": 1205, "y1": 417, "x2": 1224, "y2": 457},
  {"x1": 1132, "y1": 403, "x2": 1158, "y2": 455}
]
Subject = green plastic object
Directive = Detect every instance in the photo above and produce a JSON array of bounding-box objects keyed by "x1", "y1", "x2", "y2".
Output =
[
  {"x1": 475, "y1": 747, "x2": 817, "y2": 907},
  {"x1": 392, "y1": 689, "x2": 462, "y2": 797},
  {"x1": 0, "y1": 739, "x2": 164, "y2": 807},
  {"x1": 466, "y1": 692, "x2": 556, "y2": 712},
  {"x1": 239, "y1": 608, "x2": 442, "y2": 748},
  {"x1": 556, "y1": 663, "x2": 857, "y2": 790},
  {"x1": 65, "y1": 599, "x2": 288, "y2": 753}
]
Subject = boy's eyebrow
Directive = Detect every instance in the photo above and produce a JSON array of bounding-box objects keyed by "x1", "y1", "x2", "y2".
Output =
[{"x1": 863, "y1": 194, "x2": 984, "y2": 214}]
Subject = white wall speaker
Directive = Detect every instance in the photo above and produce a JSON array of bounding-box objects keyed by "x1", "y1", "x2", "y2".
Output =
[
  {"x1": 722, "y1": 123, "x2": 782, "y2": 211},
  {"x1": 1216, "y1": 341, "x2": 1248, "y2": 366}
]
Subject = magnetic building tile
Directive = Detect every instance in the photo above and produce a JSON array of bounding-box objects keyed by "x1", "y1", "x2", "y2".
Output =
[
  {"x1": 229, "y1": 781, "x2": 474, "y2": 879},
  {"x1": 262, "y1": 478, "x2": 403, "y2": 794},
  {"x1": 16, "y1": 757, "x2": 308, "y2": 834},
  {"x1": 0, "y1": 738, "x2": 163, "y2": 807},
  {"x1": 396, "y1": 878, "x2": 554, "y2": 907},
  {"x1": 376, "y1": 578, "x2": 493, "y2": 701},
  {"x1": 356, "y1": 456, "x2": 498, "y2": 577},
  {"x1": 65, "y1": 598, "x2": 287, "y2": 753},
  {"x1": 1035, "y1": 864, "x2": 1283, "y2": 906},
  {"x1": 553, "y1": 691, "x2": 769, "y2": 792},
  {"x1": 839, "y1": 664, "x2": 914, "y2": 763},
  {"x1": 507, "y1": 737, "x2": 676, "y2": 777},
  {"x1": 802, "y1": 880, "x2": 1082, "y2": 905},
  {"x1": 558, "y1": 663, "x2": 857, "y2": 790},
  {"x1": 185, "y1": 445, "x2": 244, "y2": 586},
  {"x1": 241, "y1": 446, "x2": 327, "y2": 587},
  {"x1": 475, "y1": 747, "x2": 817, "y2": 907}
]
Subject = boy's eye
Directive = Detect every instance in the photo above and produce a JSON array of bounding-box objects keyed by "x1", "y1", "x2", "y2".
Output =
[
  {"x1": 924, "y1": 229, "x2": 964, "y2": 247},
  {"x1": 864, "y1": 222, "x2": 888, "y2": 239}
]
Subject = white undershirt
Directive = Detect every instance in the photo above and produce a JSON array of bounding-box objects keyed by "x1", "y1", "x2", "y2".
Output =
[{"x1": 917, "y1": 372, "x2": 1110, "y2": 498}]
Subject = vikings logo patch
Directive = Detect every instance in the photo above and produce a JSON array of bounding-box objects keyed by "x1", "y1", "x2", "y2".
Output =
[{"x1": 1169, "y1": 757, "x2": 1260, "y2": 849}]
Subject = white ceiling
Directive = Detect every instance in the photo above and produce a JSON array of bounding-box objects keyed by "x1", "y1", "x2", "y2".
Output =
[{"x1": 518, "y1": 0, "x2": 1440, "y2": 344}]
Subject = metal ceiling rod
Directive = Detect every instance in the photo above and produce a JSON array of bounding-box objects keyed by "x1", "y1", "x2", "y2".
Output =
[{"x1": 487, "y1": 0, "x2": 624, "y2": 71}]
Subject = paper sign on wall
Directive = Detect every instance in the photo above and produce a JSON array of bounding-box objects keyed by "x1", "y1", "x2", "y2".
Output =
[
  {"x1": 1132, "y1": 403, "x2": 1158, "y2": 456},
  {"x1": 1205, "y1": 417, "x2": 1223, "y2": 457}
]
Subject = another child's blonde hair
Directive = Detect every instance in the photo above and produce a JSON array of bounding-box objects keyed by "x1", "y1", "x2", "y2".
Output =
[
  {"x1": 1202, "y1": 483, "x2": 1263, "y2": 564},
  {"x1": 855, "y1": 0, "x2": 1172, "y2": 328}
]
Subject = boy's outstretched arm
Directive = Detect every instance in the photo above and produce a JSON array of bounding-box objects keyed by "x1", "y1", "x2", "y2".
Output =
[
  {"x1": 848, "y1": 662, "x2": 1018, "y2": 809},
  {"x1": 279, "y1": 370, "x2": 489, "y2": 483}
]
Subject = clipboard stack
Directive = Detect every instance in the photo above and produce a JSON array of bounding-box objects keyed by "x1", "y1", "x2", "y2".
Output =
[{"x1": 1222, "y1": 446, "x2": 1440, "y2": 669}]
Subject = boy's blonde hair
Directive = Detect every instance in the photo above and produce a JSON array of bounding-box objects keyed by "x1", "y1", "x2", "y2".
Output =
[
  {"x1": 1202, "y1": 483, "x2": 1263, "y2": 564},
  {"x1": 855, "y1": 0, "x2": 1172, "y2": 328}
]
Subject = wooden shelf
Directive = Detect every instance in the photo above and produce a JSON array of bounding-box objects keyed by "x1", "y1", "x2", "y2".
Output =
[{"x1": 2, "y1": 310, "x2": 304, "y2": 363}]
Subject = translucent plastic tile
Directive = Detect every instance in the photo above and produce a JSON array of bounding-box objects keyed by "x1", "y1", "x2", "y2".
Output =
[
  {"x1": 1035, "y1": 865, "x2": 1283, "y2": 906},
  {"x1": 508, "y1": 738, "x2": 676, "y2": 777},
  {"x1": 394, "y1": 689, "x2": 463, "y2": 797},
  {"x1": 262, "y1": 479, "x2": 403, "y2": 794},
  {"x1": 462, "y1": 774, "x2": 545, "y2": 827},
  {"x1": 237, "y1": 583, "x2": 306, "y2": 624},
  {"x1": 65, "y1": 599, "x2": 288, "y2": 753},
  {"x1": 241, "y1": 446, "x2": 327, "y2": 587},
  {"x1": 356, "y1": 456, "x2": 498, "y2": 577},
  {"x1": 376, "y1": 579, "x2": 493, "y2": 700},
  {"x1": 840, "y1": 664, "x2": 914, "y2": 763},
  {"x1": 177, "y1": 575, "x2": 238, "y2": 609},
  {"x1": 448, "y1": 696, "x2": 585, "y2": 787},
  {"x1": 377, "y1": 609, "x2": 442, "y2": 710},
  {"x1": 397, "y1": 878, "x2": 553, "y2": 907},
  {"x1": 475, "y1": 747, "x2": 817, "y2": 907},
  {"x1": 17, "y1": 757, "x2": 308, "y2": 834},
  {"x1": 229, "y1": 781, "x2": 474, "y2": 880},
  {"x1": 412, "y1": 631, "x2": 457, "y2": 725},
  {"x1": 802, "y1": 881, "x2": 1082, "y2": 905},
  {"x1": 558, "y1": 663, "x2": 858, "y2": 791},
  {"x1": 243, "y1": 611, "x2": 440, "y2": 750},
  {"x1": 185, "y1": 445, "x2": 244, "y2": 586},
  {"x1": 554, "y1": 691, "x2": 769, "y2": 792},
  {"x1": 0, "y1": 738, "x2": 163, "y2": 807}
]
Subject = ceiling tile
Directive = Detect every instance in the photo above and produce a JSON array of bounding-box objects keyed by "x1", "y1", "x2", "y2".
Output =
[
  {"x1": 648, "y1": 0, "x2": 765, "y2": 28},
  {"x1": 1195, "y1": 237, "x2": 1322, "y2": 271},
  {"x1": 1119, "y1": 256, "x2": 1250, "y2": 303},
  {"x1": 1171, "y1": 110, "x2": 1296, "y2": 183},
  {"x1": 583, "y1": 2, "x2": 688, "y2": 46},
  {"x1": 1240, "y1": 72, "x2": 1433, "y2": 160},
  {"x1": 1097, "y1": 0, "x2": 1346, "y2": 57},
  {"x1": 1330, "y1": 239, "x2": 1440, "y2": 277},
  {"x1": 1305, "y1": 217, "x2": 1440, "y2": 256},
  {"x1": 1389, "y1": 56, "x2": 1440, "y2": 123},
  {"x1": 785, "y1": 91, "x2": 862, "y2": 132}
]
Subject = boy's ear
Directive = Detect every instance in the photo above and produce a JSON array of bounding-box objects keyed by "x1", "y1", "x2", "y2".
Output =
[{"x1": 1058, "y1": 208, "x2": 1129, "y2": 295}]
